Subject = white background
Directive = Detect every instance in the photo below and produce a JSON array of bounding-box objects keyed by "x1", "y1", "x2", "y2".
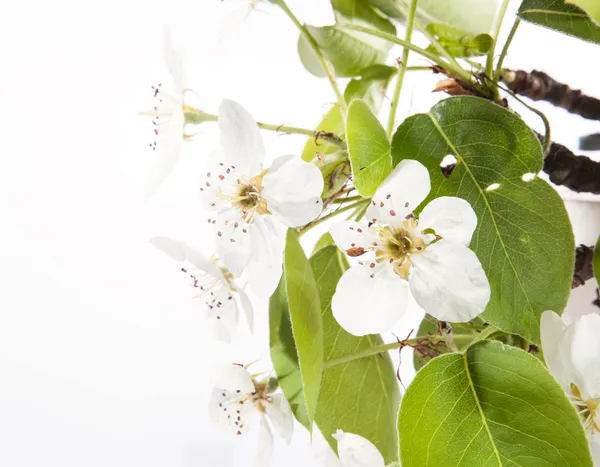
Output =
[{"x1": 2, "y1": 0, "x2": 600, "y2": 466}]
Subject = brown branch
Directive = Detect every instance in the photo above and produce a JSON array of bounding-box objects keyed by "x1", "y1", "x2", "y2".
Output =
[
  {"x1": 543, "y1": 139, "x2": 600, "y2": 194},
  {"x1": 503, "y1": 69, "x2": 600, "y2": 121},
  {"x1": 573, "y1": 244, "x2": 595, "y2": 289}
]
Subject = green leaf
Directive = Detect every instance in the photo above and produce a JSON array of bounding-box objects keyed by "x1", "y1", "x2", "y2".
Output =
[
  {"x1": 312, "y1": 246, "x2": 401, "y2": 464},
  {"x1": 269, "y1": 276, "x2": 311, "y2": 429},
  {"x1": 519, "y1": 0, "x2": 600, "y2": 45},
  {"x1": 282, "y1": 229, "x2": 323, "y2": 427},
  {"x1": 301, "y1": 107, "x2": 344, "y2": 163},
  {"x1": 365, "y1": 0, "x2": 496, "y2": 34},
  {"x1": 312, "y1": 232, "x2": 335, "y2": 256},
  {"x1": 399, "y1": 340, "x2": 593, "y2": 466},
  {"x1": 346, "y1": 99, "x2": 392, "y2": 197},
  {"x1": 594, "y1": 236, "x2": 600, "y2": 288},
  {"x1": 425, "y1": 23, "x2": 493, "y2": 57},
  {"x1": 298, "y1": 0, "x2": 396, "y2": 77},
  {"x1": 391, "y1": 96, "x2": 574, "y2": 343},
  {"x1": 567, "y1": 0, "x2": 600, "y2": 25}
]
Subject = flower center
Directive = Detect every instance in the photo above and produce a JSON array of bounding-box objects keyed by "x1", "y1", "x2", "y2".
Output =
[
  {"x1": 570, "y1": 384, "x2": 600, "y2": 434},
  {"x1": 228, "y1": 171, "x2": 271, "y2": 223},
  {"x1": 374, "y1": 218, "x2": 428, "y2": 279}
]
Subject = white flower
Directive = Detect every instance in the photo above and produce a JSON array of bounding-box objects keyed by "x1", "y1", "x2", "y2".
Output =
[
  {"x1": 150, "y1": 236, "x2": 253, "y2": 342},
  {"x1": 332, "y1": 430, "x2": 385, "y2": 467},
  {"x1": 330, "y1": 159, "x2": 490, "y2": 336},
  {"x1": 201, "y1": 99, "x2": 324, "y2": 297},
  {"x1": 541, "y1": 310, "x2": 600, "y2": 462},
  {"x1": 210, "y1": 364, "x2": 293, "y2": 467}
]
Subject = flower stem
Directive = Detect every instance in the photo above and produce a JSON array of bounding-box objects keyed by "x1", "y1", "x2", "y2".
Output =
[
  {"x1": 486, "y1": 0, "x2": 512, "y2": 99},
  {"x1": 493, "y1": 17, "x2": 521, "y2": 83},
  {"x1": 273, "y1": 0, "x2": 347, "y2": 114},
  {"x1": 331, "y1": 195, "x2": 363, "y2": 204},
  {"x1": 340, "y1": 24, "x2": 472, "y2": 83},
  {"x1": 298, "y1": 199, "x2": 371, "y2": 236},
  {"x1": 386, "y1": 0, "x2": 418, "y2": 139}
]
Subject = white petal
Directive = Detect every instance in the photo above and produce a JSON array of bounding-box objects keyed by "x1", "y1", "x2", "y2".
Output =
[
  {"x1": 215, "y1": 364, "x2": 255, "y2": 394},
  {"x1": 331, "y1": 263, "x2": 408, "y2": 336},
  {"x1": 209, "y1": 386, "x2": 257, "y2": 435},
  {"x1": 266, "y1": 394, "x2": 294, "y2": 444},
  {"x1": 213, "y1": 208, "x2": 253, "y2": 277},
  {"x1": 237, "y1": 286, "x2": 255, "y2": 333},
  {"x1": 200, "y1": 286, "x2": 239, "y2": 343},
  {"x1": 200, "y1": 147, "x2": 239, "y2": 211},
  {"x1": 418, "y1": 196, "x2": 478, "y2": 246},
  {"x1": 565, "y1": 313, "x2": 600, "y2": 399},
  {"x1": 144, "y1": 107, "x2": 184, "y2": 197},
  {"x1": 590, "y1": 435, "x2": 600, "y2": 466},
  {"x1": 150, "y1": 236, "x2": 186, "y2": 261},
  {"x1": 219, "y1": 99, "x2": 264, "y2": 175},
  {"x1": 254, "y1": 417, "x2": 274, "y2": 467},
  {"x1": 247, "y1": 215, "x2": 285, "y2": 297},
  {"x1": 366, "y1": 159, "x2": 431, "y2": 226},
  {"x1": 409, "y1": 241, "x2": 490, "y2": 322},
  {"x1": 180, "y1": 243, "x2": 223, "y2": 279},
  {"x1": 263, "y1": 155, "x2": 324, "y2": 227},
  {"x1": 163, "y1": 27, "x2": 186, "y2": 91},
  {"x1": 540, "y1": 311, "x2": 571, "y2": 391},
  {"x1": 333, "y1": 430, "x2": 385, "y2": 467},
  {"x1": 330, "y1": 221, "x2": 379, "y2": 255}
]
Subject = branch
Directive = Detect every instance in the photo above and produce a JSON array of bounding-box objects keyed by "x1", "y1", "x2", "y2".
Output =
[
  {"x1": 573, "y1": 244, "x2": 594, "y2": 289},
  {"x1": 543, "y1": 139, "x2": 600, "y2": 194},
  {"x1": 503, "y1": 69, "x2": 600, "y2": 121}
]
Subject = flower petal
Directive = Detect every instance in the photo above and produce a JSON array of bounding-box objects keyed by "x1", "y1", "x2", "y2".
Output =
[
  {"x1": 215, "y1": 364, "x2": 255, "y2": 394},
  {"x1": 330, "y1": 221, "x2": 379, "y2": 255},
  {"x1": 266, "y1": 394, "x2": 294, "y2": 444},
  {"x1": 150, "y1": 236, "x2": 186, "y2": 262},
  {"x1": 409, "y1": 241, "x2": 490, "y2": 322},
  {"x1": 331, "y1": 263, "x2": 408, "y2": 336},
  {"x1": 213, "y1": 208, "x2": 253, "y2": 277},
  {"x1": 418, "y1": 196, "x2": 478, "y2": 246},
  {"x1": 540, "y1": 310, "x2": 571, "y2": 391},
  {"x1": 163, "y1": 27, "x2": 186, "y2": 91},
  {"x1": 219, "y1": 100, "x2": 264, "y2": 175},
  {"x1": 590, "y1": 435, "x2": 600, "y2": 466},
  {"x1": 565, "y1": 313, "x2": 600, "y2": 399},
  {"x1": 332, "y1": 430, "x2": 385, "y2": 467},
  {"x1": 237, "y1": 286, "x2": 255, "y2": 333},
  {"x1": 246, "y1": 215, "x2": 285, "y2": 297},
  {"x1": 263, "y1": 155, "x2": 324, "y2": 227},
  {"x1": 366, "y1": 159, "x2": 431, "y2": 227},
  {"x1": 254, "y1": 417, "x2": 274, "y2": 467},
  {"x1": 208, "y1": 386, "x2": 257, "y2": 436},
  {"x1": 201, "y1": 286, "x2": 239, "y2": 343}
]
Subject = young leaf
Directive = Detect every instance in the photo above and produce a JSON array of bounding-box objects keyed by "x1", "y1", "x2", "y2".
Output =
[
  {"x1": 519, "y1": 0, "x2": 600, "y2": 45},
  {"x1": 425, "y1": 23, "x2": 493, "y2": 57},
  {"x1": 391, "y1": 96, "x2": 574, "y2": 343},
  {"x1": 298, "y1": 0, "x2": 396, "y2": 77},
  {"x1": 346, "y1": 99, "x2": 392, "y2": 197},
  {"x1": 365, "y1": 0, "x2": 496, "y2": 34},
  {"x1": 282, "y1": 229, "x2": 323, "y2": 427},
  {"x1": 399, "y1": 340, "x2": 593, "y2": 466},
  {"x1": 567, "y1": 0, "x2": 600, "y2": 25},
  {"x1": 312, "y1": 246, "x2": 401, "y2": 465}
]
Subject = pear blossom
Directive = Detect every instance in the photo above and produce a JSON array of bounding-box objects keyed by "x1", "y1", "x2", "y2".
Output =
[
  {"x1": 541, "y1": 311, "x2": 600, "y2": 462},
  {"x1": 201, "y1": 99, "x2": 324, "y2": 296},
  {"x1": 332, "y1": 430, "x2": 386, "y2": 467},
  {"x1": 210, "y1": 364, "x2": 293, "y2": 467},
  {"x1": 150, "y1": 237, "x2": 253, "y2": 342},
  {"x1": 330, "y1": 159, "x2": 490, "y2": 336}
]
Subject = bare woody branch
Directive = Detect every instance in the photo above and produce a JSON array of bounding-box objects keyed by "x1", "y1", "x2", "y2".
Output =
[
  {"x1": 503, "y1": 69, "x2": 600, "y2": 121},
  {"x1": 543, "y1": 139, "x2": 600, "y2": 195},
  {"x1": 573, "y1": 244, "x2": 594, "y2": 289}
]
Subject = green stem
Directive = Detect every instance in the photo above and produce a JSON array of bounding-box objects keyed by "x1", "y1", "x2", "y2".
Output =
[
  {"x1": 340, "y1": 24, "x2": 472, "y2": 83},
  {"x1": 331, "y1": 195, "x2": 363, "y2": 204},
  {"x1": 486, "y1": 0, "x2": 512, "y2": 98},
  {"x1": 273, "y1": 0, "x2": 347, "y2": 113},
  {"x1": 298, "y1": 199, "x2": 370, "y2": 236},
  {"x1": 414, "y1": 17, "x2": 463, "y2": 73},
  {"x1": 386, "y1": 0, "x2": 418, "y2": 139},
  {"x1": 493, "y1": 17, "x2": 521, "y2": 83},
  {"x1": 191, "y1": 109, "x2": 345, "y2": 148}
]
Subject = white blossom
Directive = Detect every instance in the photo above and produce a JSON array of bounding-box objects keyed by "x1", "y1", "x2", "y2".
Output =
[
  {"x1": 201, "y1": 99, "x2": 324, "y2": 297},
  {"x1": 150, "y1": 237, "x2": 253, "y2": 342},
  {"x1": 330, "y1": 159, "x2": 490, "y2": 336},
  {"x1": 332, "y1": 430, "x2": 385, "y2": 467},
  {"x1": 541, "y1": 310, "x2": 600, "y2": 462},
  {"x1": 210, "y1": 364, "x2": 293, "y2": 467}
]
